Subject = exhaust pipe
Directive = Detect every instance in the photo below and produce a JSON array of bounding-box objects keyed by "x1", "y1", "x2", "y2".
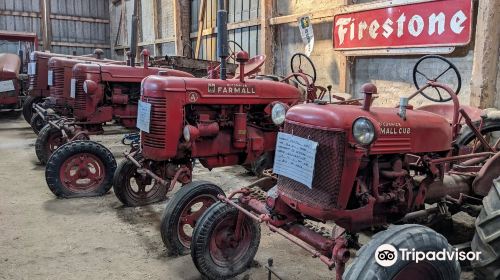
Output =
[{"x1": 217, "y1": 0, "x2": 228, "y2": 80}]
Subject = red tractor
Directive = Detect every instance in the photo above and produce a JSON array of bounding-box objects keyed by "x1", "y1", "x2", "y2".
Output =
[
  {"x1": 160, "y1": 56, "x2": 500, "y2": 280},
  {"x1": 0, "y1": 31, "x2": 38, "y2": 116},
  {"x1": 43, "y1": 50, "x2": 194, "y2": 197}
]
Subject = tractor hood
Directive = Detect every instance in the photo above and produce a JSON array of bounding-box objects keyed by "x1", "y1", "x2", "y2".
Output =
[
  {"x1": 73, "y1": 64, "x2": 194, "y2": 82},
  {"x1": 286, "y1": 103, "x2": 453, "y2": 154},
  {"x1": 0, "y1": 53, "x2": 21, "y2": 80}
]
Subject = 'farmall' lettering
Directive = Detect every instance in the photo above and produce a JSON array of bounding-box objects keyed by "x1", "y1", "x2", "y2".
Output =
[
  {"x1": 333, "y1": 0, "x2": 472, "y2": 50},
  {"x1": 208, "y1": 83, "x2": 257, "y2": 95}
]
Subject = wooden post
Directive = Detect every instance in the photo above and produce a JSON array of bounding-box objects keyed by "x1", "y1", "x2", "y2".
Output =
[
  {"x1": 195, "y1": 0, "x2": 207, "y2": 59},
  {"x1": 152, "y1": 0, "x2": 159, "y2": 56},
  {"x1": 40, "y1": 0, "x2": 52, "y2": 52},
  {"x1": 260, "y1": 0, "x2": 274, "y2": 74},
  {"x1": 174, "y1": 0, "x2": 192, "y2": 57},
  {"x1": 335, "y1": 0, "x2": 351, "y2": 93},
  {"x1": 470, "y1": 0, "x2": 500, "y2": 108}
]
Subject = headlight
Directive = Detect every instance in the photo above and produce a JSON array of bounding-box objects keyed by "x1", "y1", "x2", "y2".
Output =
[
  {"x1": 83, "y1": 80, "x2": 97, "y2": 94},
  {"x1": 271, "y1": 103, "x2": 287, "y2": 125},
  {"x1": 352, "y1": 118, "x2": 376, "y2": 145}
]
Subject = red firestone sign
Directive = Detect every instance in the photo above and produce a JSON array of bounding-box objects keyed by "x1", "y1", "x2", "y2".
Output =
[{"x1": 333, "y1": 0, "x2": 473, "y2": 50}]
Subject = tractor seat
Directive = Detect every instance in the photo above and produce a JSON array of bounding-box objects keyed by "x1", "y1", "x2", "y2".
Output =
[
  {"x1": 0, "y1": 53, "x2": 21, "y2": 80},
  {"x1": 418, "y1": 103, "x2": 483, "y2": 124},
  {"x1": 234, "y1": 55, "x2": 266, "y2": 79}
]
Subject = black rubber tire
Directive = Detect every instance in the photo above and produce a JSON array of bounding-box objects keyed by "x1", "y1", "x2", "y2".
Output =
[
  {"x1": 30, "y1": 113, "x2": 46, "y2": 135},
  {"x1": 35, "y1": 124, "x2": 64, "y2": 165},
  {"x1": 455, "y1": 119, "x2": 500, "y2": 150},
  {"x1": 191, "y1": 201, "x2": 260, "y2": 280},
  {"x1": 471, "y1": 178, "x2": 500, "y2": 280},
  {"x1": 161, "y1": 181, "x2": 224, "y2": 256},
  {"x1": 22, "y1": 95, "x2": 41, "y2": 123},
  {"x1": 112, "y1": 159, "x2": 167, "y2": 207},
  {"x1": 344, "y1": 224, "x2": 460, "y2": 280},
  {"x1": 45, "y1": 140, "x2": 116, "y2": 198}
]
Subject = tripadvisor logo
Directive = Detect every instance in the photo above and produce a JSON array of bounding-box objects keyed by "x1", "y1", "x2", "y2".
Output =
[{"x1": 374, "y1": 244, "x2": 481, "y2": 267}]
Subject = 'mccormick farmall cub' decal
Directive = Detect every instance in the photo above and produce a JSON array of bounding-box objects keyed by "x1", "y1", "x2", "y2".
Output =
[
  {"x1": 380, "y1": 121, "x2": 411, "y2": 135},
  {"x1": 208, "y1": 83, "x2": 257, "y2": 94}
]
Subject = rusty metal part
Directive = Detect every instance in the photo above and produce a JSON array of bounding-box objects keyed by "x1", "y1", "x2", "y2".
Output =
[
  {"x1": 472, "y1": 152, "x2": 500, "y2": 196},
  {"x1": 460, "y1": 108, "x2": 495, "y2": 152},
  {"x1": 124, "y1": 151, "x2": 169, "y2": 187},
  {"x1": 425, "y1": 174, "x2": 474, "y2": 203}
]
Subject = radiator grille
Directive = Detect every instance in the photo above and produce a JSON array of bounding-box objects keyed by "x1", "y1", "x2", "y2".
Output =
[
  {"x1": 142, "y1": 96, "x2": 167, "y2": 149},
  {"x1": 50, "y1": 68, "x2": 65, "y2": 97},
  {"x1": 73, "y1": 76, "x2": 87, "y2": 114},
  {"x1": 277, "y1": 121, "x2": 345, "y2": 209}
]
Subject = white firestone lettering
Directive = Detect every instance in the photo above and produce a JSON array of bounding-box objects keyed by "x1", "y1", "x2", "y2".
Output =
[
  {"x1": 450, "y1": 10, "x2": 467, "y2": 34},
  {"x1": 369, "y1": 20, "x2": 380, "y2": 39},
  {"x1": 382, "y1": 18, "x2": 394, "y2": 38},
  {"x1": 408, "y1": 15, "x2": 424, "y2": 37},
  {"x1": 429, "y1": 12, "x2": 446, "y2": 35},
  {"x1": 336, "y1": 17, "x2": 351, "y2": 45},
  {"x1": 396, "y1": 13, "x2": 406, "y2": 38},
  {"x1": 350, "y1": 21, "x2": 355, "y2": 40},
  {"x1": 358, "y1": 21, "x2": 368, "y2": 40}
]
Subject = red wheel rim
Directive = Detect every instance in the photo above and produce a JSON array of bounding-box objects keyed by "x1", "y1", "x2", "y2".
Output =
[
  {"x1": 177, "y1": 195, "x2": 218, "y2": 247},
  {"x1": 59, "y1": 153, "x2": 106, "y2": 193},
  {"x1": 47, "y1": 132, "x2": 63, "y2": 152},
  {"x1": 393, "y1": 261, "x2": 441, "y2": 280},
  {"x1": 124, "y1": 163, "x2": 162, "y2": 200},
  {"x1": 209, "y1": 214, "x2": 253, "y2": 266}
]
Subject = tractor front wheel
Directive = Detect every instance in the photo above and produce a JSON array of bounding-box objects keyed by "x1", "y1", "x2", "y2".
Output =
[
  {"x1": 35, "y1": 124, "x2": 65, "y2": 165},
  {"x1": 161, "y1": 181, "x2": 224, "y2": 256},
  {"x1": 45, "y1": 140, "x2": 116, "y2": 198},
  {"x1": 22, "y1": 96, "x2": 41, "y2": 123},
  {"x1": 191, "y1": 202, "x2": 260, "y2": 280},
  {"x1": 30, "y1": 113, "x2": 46, "y2": 134},
  {"x1": 471, "y1": 178, "x2": 500, "y2": 279},
  {"x1": 343, "y1": 224, "x2": 460, "y2": 280},
  {"x1": 112, "y1": 159, "x2": 168, "y2": 207}
]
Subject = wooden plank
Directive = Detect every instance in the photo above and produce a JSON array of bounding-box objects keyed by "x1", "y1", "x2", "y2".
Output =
[
  {"x1": 189, "y1": 18, "x2": 260, "y2": 38},
  {"x1": 0, "y1": 10, "x2": 40, "y2": 18},
  {"x1": 194, "y1": 0, "x2": 207, "y2": 59},
  {"x1": 260, "y1": 0, "x2": 273, "y2": 73},
  {"x1": 51, "y1": 41, "x2": 111, "y2": 49},
  {"x1": 152, "y1": 0, "x2": 159, "y2": 56},
  {"x1": 49, "y1": 14, "x2": 110, "y2": 24},
  {"x1": 470, "y1": 0, "x2": 500, "y2": 108},
  {"x1": 341, "y1": 47, "x2": 455, "y2": 57},
  {"x1": 40, "y1": 0, "x2": 51, "y2": 52},
  {"x1": 335, "y1": 0, "x2": 351, "y2": 94}
]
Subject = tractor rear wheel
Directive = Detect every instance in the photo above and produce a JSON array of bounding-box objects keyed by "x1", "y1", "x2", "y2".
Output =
[
  {"x1": 161, "y1": 181, "x2": 224, "y2": 256},
  {"x1": 22, "y1": 96, "x2": 41, "y2": 123},
  {"x1": 471, "y1": 178, "x2": 500, "y2": 280},
  {"x1": 113, "y1": 159, "x2": 168, "y2": 207},
  {"x1": 35, "y1": 124, "x2": 65, "y2": 165},
  {"x1": 30, "y1": 113, "x2": 46, "y2": 134},
  {"x1": 343, "y1": 224, "x2": 460, "y2": 280},
  {"x1": 45, "y1": 140, "x2": 116, "y2": 198},
  {"x1": 456, "y1": 118, "x2": 500, "y2": 153},
  {"x1": 191, "y1": 201, "x2": 260, "y2": 280}
]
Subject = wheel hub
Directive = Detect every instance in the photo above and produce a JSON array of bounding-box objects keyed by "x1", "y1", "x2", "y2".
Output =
[
  {"x1": 59, "y1": 152, "x2": 106, "y2": 193},
  {"x1": 177, "y1": 195, "x2": 217, "y2": 247}
]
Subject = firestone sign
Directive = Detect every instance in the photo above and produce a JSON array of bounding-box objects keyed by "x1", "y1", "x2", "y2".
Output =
[{"x1": 333, "y1": 0, "x2": 472, "y2": 50}]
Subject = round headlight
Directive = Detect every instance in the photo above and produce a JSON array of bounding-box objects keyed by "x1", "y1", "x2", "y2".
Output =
[
  {"x1": 183, "y1": 125, "x2": 191, "y2": 142},
  {"x1": 271, "y1": 103, "x2": 287, "y2": 125},
  {"x1": 353, "y1": 118, "x2": 376, "y2": 145}
]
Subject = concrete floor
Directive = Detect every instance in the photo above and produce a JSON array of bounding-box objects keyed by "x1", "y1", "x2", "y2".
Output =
[{"x1": 0, "y1": 116, "x2": 476, "y2": 280}]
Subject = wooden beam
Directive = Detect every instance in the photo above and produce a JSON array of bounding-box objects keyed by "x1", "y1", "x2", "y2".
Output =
[
  {"x1": 176, "y1": 0, "x2": 192, "y2": 57},
  {"x1": 260, "y1": 0, "x2": 274, "y2": 74},
  {"x1": 189, "y1": 18, "x2": 261, "y2": 38},
  {"x1": 335, "y1": 0, "x2": 351, "y2": 94},
  {"x1": 470, "y1": 0, "x2": 500, "y2": 108},
  {"x1": 0, "y1": 10, "x2": 40, "y2": 18},
  {"x1": 51, "y1": 41, "x2": 111, "y2": 49},
  {"x1": 50, "y1": 14, "x2": 110, "y2": 24},
  {"x1": 40, "y1": 0, "x2": 51, "y2": 52},
  {"x1": 138, "y1": 37, "x2": 176, "y2": 46},
  {"x1": 152, "y1": 0, "x2": 159, "y2": 56},
  {"x1": 194, "y1": 0, "x2": 207, "y2": 59}
]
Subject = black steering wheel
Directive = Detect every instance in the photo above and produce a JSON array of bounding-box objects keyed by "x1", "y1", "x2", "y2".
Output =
[
  {"x1": 228, "y1": 40, "x2": 244, "y2": 62},
  {"x1": 290, "y1": 53, "x2": 317, "y2": 86},
  {"x1": 412, "y1": 55, "x2": 461, "y2": 102}
]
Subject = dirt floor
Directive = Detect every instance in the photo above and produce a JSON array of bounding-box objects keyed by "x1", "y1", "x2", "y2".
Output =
[{"x1": 0, "y1": 116, "x2": 476, "y2": 280}]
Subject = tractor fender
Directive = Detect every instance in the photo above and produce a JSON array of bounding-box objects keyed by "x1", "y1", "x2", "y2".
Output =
[{"x1": 473, "y1": 152, "x2": 500, "y2": 196}]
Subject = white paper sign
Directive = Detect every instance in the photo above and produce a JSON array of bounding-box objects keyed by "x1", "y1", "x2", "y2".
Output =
[
  {"x1": 136, "y1": 100, "x2": 152, "y2": 133},
  {"x1": 273, "y1": 132, "x2": 318, "y2": 189},
  {"x1": 0, "y1": 80, "x2": 15, "y2": 92},
  {"x1": 47, "y1": 70, "x2": 54, "y2": 86},
  {"x1": 28, "y1": 62, "x2": 36, "y2": 75},
  {"x1": 298, "y1": 16, "x2": 314, "y2": 56},
  {"x1": 70, "y1": 79, "x2": 77, "y2": 98}
]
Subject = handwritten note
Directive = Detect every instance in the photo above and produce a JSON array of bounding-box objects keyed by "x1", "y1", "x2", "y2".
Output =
[
  {"x1": 0, "y1": 80, "x2": 15, "y2": 92},
  {"x1": 136, "y1": 100, "x2": 152, "y2": 133},
  {"x1": 28, "y1": 62, "x2": 36, "y2": 75},
  {"x1": 47, "y1": 70, "x2": 53, "y2": 86},
  {"x1": 273, "y1": 132, "x2": 318, "y2": 189}
]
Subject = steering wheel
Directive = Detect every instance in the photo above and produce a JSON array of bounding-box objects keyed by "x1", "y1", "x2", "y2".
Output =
[
  {"x1": 412, "y1": 55, "x2": 462, "y2": 103},
  {"x1": 228, "y1": 40, "x2": 244, "y2": 62},
  {"x1": 290, "y1": 53, "x2": 317, "y2": 86}
]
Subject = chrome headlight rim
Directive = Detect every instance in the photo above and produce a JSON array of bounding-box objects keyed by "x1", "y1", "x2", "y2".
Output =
[
  {"x1": 271, "y1": 102, "x2": 287, "y2": 125},
  {"x1": 352, "y1": 117, "x2": 376, "y2": 145}
]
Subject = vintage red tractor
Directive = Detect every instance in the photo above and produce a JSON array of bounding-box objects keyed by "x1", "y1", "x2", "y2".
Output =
[
  {"x1": 42, "y1": 49, "x2": 195, "y2": 197},
  {"x1": 0, "y1": 31, "x2": 38, "y2": 116},
  {"x1": 105, "y1": 51, "x2": 321, "y2": 209},
  {"x1": 161, "y1": 56, "x2": 500, "y2": 280}
]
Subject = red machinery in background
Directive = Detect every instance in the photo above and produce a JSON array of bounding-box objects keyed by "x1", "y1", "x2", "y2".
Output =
[
  {"x1": 185, "y1": 56, "x2": 500, "y2": 280},
  {"x1": 0, "y1": 31, "x2": 38, "y2": 116}
]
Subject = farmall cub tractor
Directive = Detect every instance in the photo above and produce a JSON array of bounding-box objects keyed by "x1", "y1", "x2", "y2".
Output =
[
  {"x1": 43, "y1": 50, "x2": 194, "y2": 198},
  {"x1": 0, "y1": 31, "x2": 38, "y2": 116},
  {"x1": 110, "y1": 50, "x2": 335, "y2": 209},
  {"x1": 173, "y1": 55, "x2": 500, "y2": 280}
]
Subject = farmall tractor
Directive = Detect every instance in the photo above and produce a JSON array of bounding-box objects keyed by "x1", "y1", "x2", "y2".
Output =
[
  {"x1": 0, "y1": 31, "x2": 38, "y2": 116},
  {"x1": 160, "y1": 55, "x2": 500, "y2": 280},
  {"x1": 23, "y1": 49, "x2": 114, "y2": 127},
  {"x1": 43, "y1": 49, "x2": 194, "y2": 197}
]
